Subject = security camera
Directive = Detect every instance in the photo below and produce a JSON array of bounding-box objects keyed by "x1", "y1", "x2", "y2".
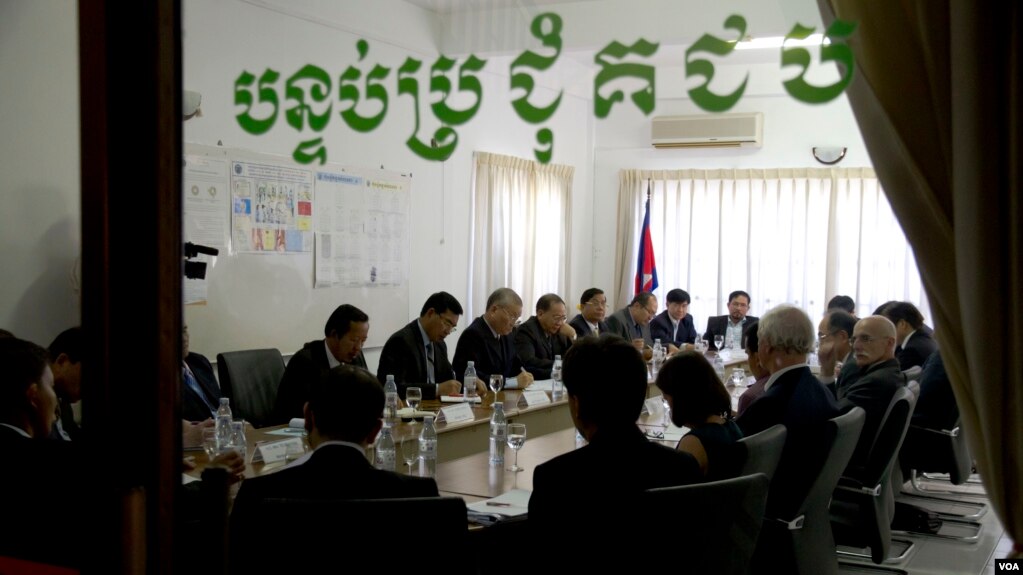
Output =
[{"x1": 183, "y1": 90, "x2": 202, "y2": 120}]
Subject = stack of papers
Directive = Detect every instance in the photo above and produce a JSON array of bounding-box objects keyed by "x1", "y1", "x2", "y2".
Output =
[{"x1": 466, "y1": 489, "x2": 531, "y2": 525}]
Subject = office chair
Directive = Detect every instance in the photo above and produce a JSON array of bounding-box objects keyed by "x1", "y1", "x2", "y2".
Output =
[{"x1": 216, "y1": 348, "x2": 285, "y2": 428}]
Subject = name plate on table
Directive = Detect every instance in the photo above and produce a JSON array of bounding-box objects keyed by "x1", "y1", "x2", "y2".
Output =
[
  {"x1": 642, "y1": 396, "x2": 665, "y2": 416},
  {"x1": 516, "y1": 389, "x2": 551, "y2": 408},
  {"x1": 251, "y1": 437, "x2": 305, "y2": 464},
  {"x1": 436, "y1": 402, "x2": 475, "y2": 424},
  {"x1": 440, "y1": 395, "x2": 482, "y2": 404},
  {"x1": 504, "y1": 376, "x2": 521, "y2": 389}
]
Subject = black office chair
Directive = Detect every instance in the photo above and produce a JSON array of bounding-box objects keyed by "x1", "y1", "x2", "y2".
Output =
[
  {"x1": 736, "y1": 424, "x2": 787, "y2": 481},
  {"x1": 752, "y1": 407, "x2": 865, "y2": 575},
  {"x1": 831, "y1": 386, "x2": 916, "y2": 568},
  {"x1": 230, "y1": 496, "x2": 469, "y2": 575},
  {"x1": 216, "y1": 348, "x2": 285, "y2": 428},
  {"x1": 646, "y1": 473, "x2": 770, "y2": 575}
]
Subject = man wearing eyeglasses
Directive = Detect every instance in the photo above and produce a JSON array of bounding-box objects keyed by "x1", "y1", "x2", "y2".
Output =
[
  {"x1": 569, "y1": 287, "x2": 610, "y2": 337},
  {"x1": 452, "y1": 288, "x2": 534, "y2": 390},
  {"x1": 816, "y1": 310, "x2": 857, "y2": 391},
  {"x1": 605, "y1": 291, "x2": 658, "y2": 353},
  {"x1": 703, "y1": 290, "x2": 758, "y2": 351},
  {"x1": 377, "y1": 291, "x2": 468, "y2": 400},
  {"x1": 515, "y1": 293, "x2": 576, "y2": 379}
]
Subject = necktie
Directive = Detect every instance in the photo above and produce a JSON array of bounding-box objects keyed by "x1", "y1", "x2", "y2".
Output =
[
  {"x1": 672, "y1": 320, "x2": 679, "y2": 342},
  {"x1": 183, "y1": 363, "x2": 216, "y2": 414},
  {"x1": 425, "y1": 342, "x2": 435, "y2": 384}
]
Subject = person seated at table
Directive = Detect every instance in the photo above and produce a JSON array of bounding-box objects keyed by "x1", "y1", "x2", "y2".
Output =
[
  {"x1": 452, "y1": 287, "x2": 534, "y2": 389},
  {"x1": 47, "y1": 326, "x2": 84, "y2": 440},
  {"x1": 568, "y1": 287, "x2": 609, "y2": 337},
  {"x1": 736, "y1": 321, "x2": 768, "y2": 416},
  {"x1": 605, "y1": 291, "x2": 657, "y2": 352},
  {"x1": 232, "y1": 366, "x2": 439, "y2": 559},
  {"x1": 273, "y1": 304, "x2": 370, "y2": 423},
  {"x1": 514, "y1": 293, "x2": 574, "y2": 379},
  {"x1": 650, "y1": 288, "x2": 699, "y2": 353},
  {"x1": 376, "y1": 291, "x2": 468, "y2": 400},
  {"x1": 703, "y1": 290, "x2": 758, "y2": 351},
  {"x1": 656, "y1": 351, "x2": 743, "y2": 480},
  {"x1": 529, "y1": 335, "x2": 700, "y2": 557},
  {"x1": 182, "y1": 324, "x2": 222, "y2": 423},
  {"x1": 827, "y1": 294, "x2": 857, "y2": 316},
  {"x1": 879, "y1": 301, "x2": 938, "y2": 371},
  {"x1": 0, "y1": 337, "x2": 82, "y2": 568}
]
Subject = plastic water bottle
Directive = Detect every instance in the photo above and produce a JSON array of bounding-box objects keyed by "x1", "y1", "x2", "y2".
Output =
[
  {"x1": 713, "y1": 355, "x2": 726, "y2": 380},
  {"x1": 463, "y1": 361, "x2": 478, "y2": 404},
  {"x1": 383, "y1": 374, "x2": 399, "y2": 425},
  {"x1": 489, "y1": 403, "x2": 507, "y2": 466},
  {"x1": 651, "y1": 339, "x2": 665, "y2": 378},
  {"x1": 418, "y1": 415, "x2": 437, "y2": 477},
  {"x1": 215, "y1": 398, "x2": 232, "y2": 447},
  {"x1": 374, "y1": 423, "x2": 396, "y2": 471},
  {"x1": 551, "y1": 355, "x2": 564, "y2": 401}
]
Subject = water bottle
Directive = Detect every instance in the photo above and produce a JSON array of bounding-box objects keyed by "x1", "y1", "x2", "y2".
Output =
[
  {"x1": 489, "y1": 403, "x2": 507, "y2": 466},
  {"x1": 374, "y1": 423, "x2": 396, "y2": 471},
  {"x1": 383, "y1": 374, "x2": 399, "y2": 425},
  {"x1": 215, "y1": 398, "x2": 232, "y2": 447},
  {"x1": 551, "y1": 355, "x2": 564, "y2": 401},
  {"x1": 651, "y1": 339, "x2": 665, "y2": 378},
  {"x1": 713, "y1": 355, "x2": 726, "y2": 380},
  {"x1": 463, "y1": 361, "x2": 478, "y2": 403},
  {"x1": 418, "y1": 415, "x2": 437, "y2": 477}
]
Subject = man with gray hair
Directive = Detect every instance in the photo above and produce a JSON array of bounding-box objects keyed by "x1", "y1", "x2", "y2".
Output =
[{"x1": 453, "y1": 288, "x2": 534, "y2": 389}]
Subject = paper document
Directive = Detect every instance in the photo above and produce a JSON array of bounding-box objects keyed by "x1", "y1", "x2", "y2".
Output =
[
  {"x1": 526, "y1": 379, "x2": 554, "y2": 391},
  {"x1": 467, "y1": 489, "x2": 531, "y2": 518}
]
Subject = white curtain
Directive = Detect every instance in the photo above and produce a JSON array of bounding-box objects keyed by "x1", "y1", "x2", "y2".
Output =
[
  {"x1": 614, "y1": 168, "x2": 930, "y2": 331},
  {"x1": 469, "y1": 151, "x2": 574, "y2": 319}
]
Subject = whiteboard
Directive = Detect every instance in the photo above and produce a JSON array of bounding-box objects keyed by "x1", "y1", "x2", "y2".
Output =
[{"x1": 183, "y1": 144, "x2": 411, "y2": 358}]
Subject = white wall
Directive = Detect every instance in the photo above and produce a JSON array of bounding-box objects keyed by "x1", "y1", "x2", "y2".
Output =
[{"x1": 0, "y1": 0, "x2": 81, "y2": 345}]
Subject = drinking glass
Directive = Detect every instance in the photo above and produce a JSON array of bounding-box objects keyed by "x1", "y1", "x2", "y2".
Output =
[
  {"x1": 729, "y1": 368, "x2": 747, "y2": 399},
  {"x1": 661, "y1": 396, "x2": 672, "y2": 429},
  {"x1": 202, "y1": 428, "x2": 219, "y2": 459},
  {"x1": 406, "y1": 387, "x2": 422, "y2": 412},
  {"x1": 229, "y1": 420, "x2": 247, "y2": 460},
  {"x1": 695, "y1": 338, "x2": 708, "y2": 353},
  {"x1": 400, "y1": 434, "x2": 419, "y2": 476},
  {"x1": 506, "y1": 423, "x2": 527, "y2": 472},
  {"x1": 488, "y1": 374, "x2": 505, "y2": 404},
  {"x1": 713, "y1": 335, "x2": 724, "y2": 351}
]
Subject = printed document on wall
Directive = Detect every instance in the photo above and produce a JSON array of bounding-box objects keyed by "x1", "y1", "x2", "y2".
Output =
[
  {"x1": 183, "y1": 155, "x2": 230, "y2": 304},
  {"x1": 314, "y1": 170, "x2": 409, "y2": 288},
  {"x1": 230, "y1": 160, "x2": 314, "y2": 254}
]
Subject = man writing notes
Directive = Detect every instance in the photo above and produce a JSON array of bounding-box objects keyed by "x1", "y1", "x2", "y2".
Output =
[
  {"x1": 452, "y1": 288, "x2": 534, "y2": 389},
  {"x1": 273, "y1": 304, "x2": 369, "y2": 423},
  {"x1": 377, "y1": 291, "x2": 464, "y2": 400},
  {"x1": 703, "y1": 290, "x2": 758, "y2": 351},
  {"x1": 568, "y1": 287, "x2": 609, "y2": 337},
  {"x1": 605, "y1": 291, "x2": 657, "y2": 352},
  {"x1": 650, "y1": 288, "x2": 698, "y2": 352},
  {"x1": 515, "y1": 293, "x2": 575, "y2": 379}
]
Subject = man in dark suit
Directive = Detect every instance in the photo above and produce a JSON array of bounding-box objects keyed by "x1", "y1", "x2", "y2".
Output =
[
  {"x1": 827, "y1": 294, "x2": 856, "y2": 316},
  {"x1": 568, "y1": 287, "x2": 609, "y2": 337},
  {"x1": 736, "y1": 305, "x2": 839, "y2": 520},
  {"x1": 835, "y1": 315, "x2": 906, "y2": 467},
  {"x1": 703, "y1": 290, "x2": 758, "y2": 351},
  {"x1": 273, "y1": 304, "x2": 370, "y2": 423},
  {"x1": 816, "y1": 310, "x2": 857, "y2": 393},
  {"x1": 181, "y1": 324, "x2": 222, "y2": 423},
  {"x1": 452, "y1": 288, "x2": 534, "y2": 389},
  {"x1": 605, "y1": 291, "x2": 657, "y2": 351},
  {"x1": 529, "y1": 335, "x2": 700, "y2": 562},
  {"x1": 880, "y1": 301, "x2": 938, "y2": 370},
  {"x1": 650, "y1": 288, "x2": 698, "y2": 352},
  {"x1": 47, "y1": 327, "x2": 83, "y2": 440},
  {"x1": 377, "y1": 291, "x2": 465, "y2": 400},
  {"x1": 514, "y1": 293, "x2": 574, "y2": 379},
  {"x1": 231, "y1": 366, "x2": 438, "y2": 569}
]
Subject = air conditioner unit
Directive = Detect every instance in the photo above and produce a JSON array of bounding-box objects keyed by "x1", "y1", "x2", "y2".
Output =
[{"x1": 651, "y1": 112, "x2": 763, "y2": 149}]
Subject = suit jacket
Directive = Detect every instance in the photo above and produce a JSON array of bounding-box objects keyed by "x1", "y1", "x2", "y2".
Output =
[
  {"x1": 182, "y1": 352, "x2": 222, "y2": 422},
  {"x1": 912, "y1": 352, "x2": 958, "y2": 430},
  {"x1": 736, "y1": 366, "x2": 839, "y2": 518},
  {"x1": 896, "y1": 330, "x2": 937, "y2": 370},
  {"x1": 703, "y1": 314, "x2": 759, "y2": 350},
  {"x1": 230, "y1": 443, "x2": 438, "y2": 569},
  {"x1": 376, "y1": 320, "x2": 454, "y2": 400},
  {"x1": 605, "y1": 307, "x2": 653, "y2": 347},
  {"x1": 835, "y1": 357, "x2": 906, "y2": 468},
  {"x1": 273, "y1": 339, "x2": 368, "y2": 424},
  {"x1": 451, "y1": 316, "x2": 522, "y2": 383},
  {"x1": 649, "y1": 310, "x2": 698, "y2": 347},
  {"x1": 568, "y1": 314, "x2": 609, "y2": 338},
  {"x1": 514, "y1": 316, "x2": 573, "y2": 379}
]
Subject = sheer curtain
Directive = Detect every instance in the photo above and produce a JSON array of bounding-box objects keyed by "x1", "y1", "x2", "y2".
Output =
[
  {"x1": 614, "y1": 168, "x2": 930, "y2": 332},
  {"x1": 469, "y1": 151, "x2": 573, "y2": 319}
]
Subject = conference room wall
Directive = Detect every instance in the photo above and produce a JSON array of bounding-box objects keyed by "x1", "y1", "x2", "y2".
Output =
[
  {"x1": 181, "y1": 0, "x2": 595, "y2": 369},
  {"x1": 0, "y1": 0, "x2": 82, "y2": 346}
]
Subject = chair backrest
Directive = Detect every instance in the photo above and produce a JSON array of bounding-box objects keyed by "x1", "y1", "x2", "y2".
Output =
[
  {"x1": 646, "y1": 473, "x2": 770, "y2": 575},
  {"x1": 795, "y1": 407, "x2": 865, "y2": 518},
  {"x1": 737, "y1": 424, "x2": 787, "y2": 481},
  {"x1": 859, "y1": 386, "x2": 917, "y2": 488},
  {"x1": 216, "y1": 349, "x2": 285, "y2": 428},
  {"x1": 902, "y1": 365, "x2": 923, "y2": 381}
]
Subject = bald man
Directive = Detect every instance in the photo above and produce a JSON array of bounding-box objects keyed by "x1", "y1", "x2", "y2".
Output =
[{"x1": 834, "y1": 315, "x2": 907, "y2": 467}]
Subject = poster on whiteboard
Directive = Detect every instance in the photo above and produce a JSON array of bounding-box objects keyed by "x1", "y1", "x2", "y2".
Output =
[
  {"x1": 314, "y1": 169, "x2": 409, "y2": 288},
  {"x1": 230, "y1": 160, "x2": 314, "y2": 253}
]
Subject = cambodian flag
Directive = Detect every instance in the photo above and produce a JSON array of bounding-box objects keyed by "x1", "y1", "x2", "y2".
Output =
[{"x1": 635, "y1": 191, "x2": 658, "y2": 295}]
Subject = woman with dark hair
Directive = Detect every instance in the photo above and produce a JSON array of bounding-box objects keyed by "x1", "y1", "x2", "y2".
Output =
[{"x1": 656, "y1": 351, "x2": 743, "y2": 479}]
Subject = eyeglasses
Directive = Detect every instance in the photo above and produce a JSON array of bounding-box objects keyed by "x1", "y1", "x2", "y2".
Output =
[
  {"x1": 849, "y1": 334, "x2": 880, "y2": 345},
  {"x1": 440, "y1": 316, "x2": 458, "y2": 333},
  {"x1": 585, "y1": 300, "x2": 608, "y2": 308},
  {"x1": 550, "y1": 314, "x2": 567, "y2": 322},
  {"x1": 818, "y1": 331, "x2": 838, "y2": 340},
  {"x1": 501, "y1": 307, "x2": 522, "y2": 326}
]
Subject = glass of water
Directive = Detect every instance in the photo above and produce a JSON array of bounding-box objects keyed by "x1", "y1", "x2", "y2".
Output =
[
  {"x1": 488, "y1": 374, "x2": 504, "y2": 404},
  {"x1": 406, "y1": 387, "x2": 422, "y2": 412},
  {"x1": 507, "y1": 423, "x2": 527, "y2": 472}
]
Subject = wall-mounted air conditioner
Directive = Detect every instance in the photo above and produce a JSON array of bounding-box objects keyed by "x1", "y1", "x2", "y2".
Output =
[{"x1": 651, "y1": 112, "x2": 763, "y2": 149}]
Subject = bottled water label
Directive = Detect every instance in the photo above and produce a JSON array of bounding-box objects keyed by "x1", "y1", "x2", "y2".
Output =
[
  {"x1": 375, "y1": 450, "x2": 396, "y2": 471},
  {"x1": 419, "y1": 439, "x2": 437, "y2": 458}
]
